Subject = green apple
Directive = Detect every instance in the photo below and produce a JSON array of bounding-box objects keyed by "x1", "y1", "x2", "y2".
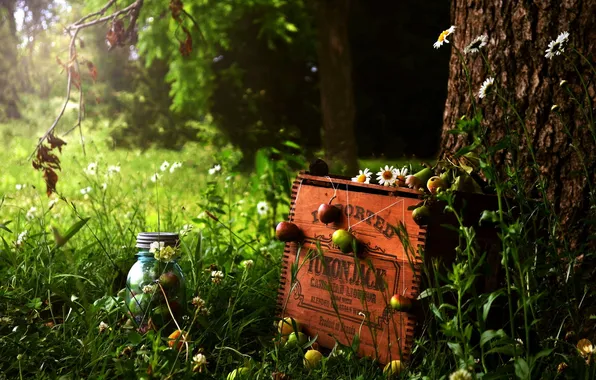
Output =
[
  {"x1": 390, "y1": 294, "x2": 412, "y2": 312},
  {"x1": 412, "y1": 205, "x2": 431, "y2": 226},
  {"x1": 127, "y1": 293, "x2": 150, "y2": 314},
  {"x1": 285, "y1": 332, "x2": 308, "y2": 348},
  {"x1": 332, "y1": 229, "x2": 354, "y2": 253}
]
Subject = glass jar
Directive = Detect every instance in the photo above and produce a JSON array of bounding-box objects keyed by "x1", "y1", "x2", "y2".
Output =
[{"x1": 125, "y1": 232, "x2": 186, "y2": 332}]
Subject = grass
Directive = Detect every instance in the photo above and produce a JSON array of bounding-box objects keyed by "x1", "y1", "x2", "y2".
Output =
[{"x1": 1, "y1": 34, "x2": 596, "y2": 379}]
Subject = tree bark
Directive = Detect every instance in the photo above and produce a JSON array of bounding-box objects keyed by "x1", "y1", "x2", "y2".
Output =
[
  {"x1": 315, "y1": 0, "x2": 358, "y2": 174},
  {"x1": 0, "y1": 0, "x2": 21, "y2": 119},
  {"x1": 440, "y1": 0, "x2": 596, "y2": 243}
]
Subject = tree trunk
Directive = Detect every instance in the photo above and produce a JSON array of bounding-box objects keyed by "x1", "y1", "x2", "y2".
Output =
[
  {"x1": 315, "y1": 0, "x2": 358, "y2": 174},
  {"x1": 0, "y1": 0, "x2": 21, "y2": 119},
  {"x1": 440, "y1": 0, "x2": 596, "y2": 243}
]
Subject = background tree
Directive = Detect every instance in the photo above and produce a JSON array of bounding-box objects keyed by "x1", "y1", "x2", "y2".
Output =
[{"x1": 440, "y1": 0, "x2": 596, "y2": 241}]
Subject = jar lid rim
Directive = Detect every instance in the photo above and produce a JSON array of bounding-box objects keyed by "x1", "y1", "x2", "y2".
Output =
[{"x1": 136, "y1": 232, "x2": 179, "y2": 248}]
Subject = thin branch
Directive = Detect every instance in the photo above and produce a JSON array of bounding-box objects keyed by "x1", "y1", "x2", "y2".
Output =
[
  {"x1": 30, "y1": 0, "x2": 144, "y2": 160},
  {"x1": 73, "y1": 0, "x2": 117, "y2": 26}
]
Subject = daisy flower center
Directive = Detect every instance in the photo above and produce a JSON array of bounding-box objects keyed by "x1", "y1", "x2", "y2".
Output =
[
  {"x1": 438, "y1": 30, "x2": 449, "y2": 42},
  {"x1": 382, "y1": 171, "x2": 393, "y2": 180},
  {"x1": 356, "y1": 174, "x2": 366, "y2": 182}
]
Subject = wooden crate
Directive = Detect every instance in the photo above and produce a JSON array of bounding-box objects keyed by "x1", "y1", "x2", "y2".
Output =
[
  {"x1": 276, "y1": 171, "x2": 502, "y2": 364},
  {"x1": 276, "y1": 172, "x2": 426, "y2": 364}
]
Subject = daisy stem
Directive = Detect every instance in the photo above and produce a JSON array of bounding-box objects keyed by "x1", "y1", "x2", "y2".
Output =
[
  {"x1": 455, "y1": 48, "x2": 477, "y2": 116},
  {"x1": 566, "y1": 54, "x2": 595, "y2": 133}
]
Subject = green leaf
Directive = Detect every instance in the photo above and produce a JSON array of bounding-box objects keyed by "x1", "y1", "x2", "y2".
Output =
[
  {"x1": 514, "y1": 358, "x2": 530, "y2": 379},
  {"x1": 483, "y1": 290, "x2": 504, "y2": 322},
  {"x1": 128, "y1": 331, "x2": 143, "y2": 345},
  {"x1": 285, "y1": 22, "x2": 298, "y2": 32},
  {"x1": 55, "y1": 218, "x2": 91, "y2": 248},
  {"x1": 480, "y1": 329, "x2": 506, "y2": 346},
  {"x1": 282, "y1": 140, "x2": 301, "y2": 149},
  {"x1": 0, "y1": 221, "x2": 12, "y2": 233},
  {"x1": 447, "y1": 342, "x2": 463, "y2": 358},
  {"x1": 255, "y1": 149, "x2": 269, "y2": 176}
]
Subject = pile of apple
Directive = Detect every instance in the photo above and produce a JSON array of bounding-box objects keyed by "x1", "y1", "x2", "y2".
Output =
[
  {"x1": 405, "y1": 159, "x2": 486, "y2": 226},
  {"x1": 276, "y1": 196, "x2": 358, "y2": 254},
  {"x1": 277, "y1": 316, "x2": 404, "y2": 376},
  {"x1": 126, "y1": 267, "x2": 185, "y2": 330}
]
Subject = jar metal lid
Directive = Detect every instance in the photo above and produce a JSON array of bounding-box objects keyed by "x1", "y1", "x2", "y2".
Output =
[{"x1": 136, "y1": 232, "x2": 179, "y2": 249}]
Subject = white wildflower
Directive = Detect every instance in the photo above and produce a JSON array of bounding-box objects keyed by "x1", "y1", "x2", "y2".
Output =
[
  {"x1": 376, "y1": 166, "x2": 397, "y2": 186},
  {"x1": 464, "y1": 34, "x2": 488, "y2": 54},
  {"x1": 211, "y1": 270, "x2": 224, "y2": 284},
  {"x1": 48, "y1": 199, "x2": 59, "y2": 209},
  {"x1": 160, "y1": 161, "x2": 170, "y2": 172},
  {"x1": 545, "y1": 31, "x2": 570, "y2": 59},
  {"x1": 15, "y1": 184, "x2": 26, "y2": 191},
  {"x1": 149, "y1": 241, "x2": 165, "y2": 254},
  {"x1": 25, "y1": 207, "x2": 37, "y2": 221},
  {"x1": 150, "y1": 173, "x2": 160, "y2": 182},
  {"x1": 98, "y1": 321, "x2": 110, "y2": 333},
  {"x1": 80, "y1": 186, "x2": 92, "y2": 195},
  {"x1": 257, "y1": 201, "x2": 269, "y2": 216},
  {"x1": 84, "y1": 162, "x2": 98, "y2": 176},
  {"x1": 180, "y1": 224, "x2": 193, "y2": 236},
  {"x1": 192, "y1": 353, "x2": 208, "y2": 372},
  {"x1": 142, "y1": 284, "x2": 157, "y2": 294},
  {"x1": 449, "y1": 369, "x2": 473, "y2": 380},
  {"x1": 107, "y1": 165, "x2": 121, "y2": 176},
  {"x1": 433, "y1": 25, "x2": 456, "y2": 49},
  {"x1": 101, "y1": 183, "x2": 107, "y2": 191},
  {"x1": 208, "y1": 164, "x2": 221, "y2": 175},
  {"x1": 169, "y1": 162, "x2": 183, "y2": 173},
  {"x1": 478, "y1": 77, "x2": 495, "y2": 99},
  {"x1": 240, "y1": 259, "x2": 254, "y2": 269},
  {"x1": 352, "y1": 168, "x2": 372, "y2": 184},
  {"x1": 16, "y1": 230, "x2": 27, "y2": 247}
]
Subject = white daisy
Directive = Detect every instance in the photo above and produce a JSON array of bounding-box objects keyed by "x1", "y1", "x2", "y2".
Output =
[
  {"x1": 545, "y1": 31, "x2": 570, "y2": 59},
  {"x1": 208, "y1": 164, "x2": 221, "y2": 175},
  {"x1": 394, "y1": 167, "x2": 409, "y2": 177},
  {"x1": 25, "y1": 207, "x2": 37, "y2": 221},
  {"x1": 376, "y1": 165, "x2": 397, "y2": 186},
  {"x1": 160, "y1": 161, "x2": 170, "y2": 172},
  {"x1": 150, "y1": 173, "x2": 160, "y2": 182},
  {"x1": 351, "y1": 168, "x2": 372, "y2": 184},
  {"x1": 84, "y1": 162, "x2": 98, "y2": 176},
  {"x1": 478, "y1": 77, "x2": 495, "y2": 99},
  {"x1": 107, "y1": 165, "x2": 121, "y2": 176},
  {"x1": 169, "y1": 162, "x2": 183, "y2": 173},
  {"x1": 464, "y1": 34, "x2": 488, "y2": 54},
  {"x1": 257, "y1": 201, "x2": 269, "y2": 215},
  {"x1": 433, "y1": 25, "x2": 456, "y2": 49}
]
